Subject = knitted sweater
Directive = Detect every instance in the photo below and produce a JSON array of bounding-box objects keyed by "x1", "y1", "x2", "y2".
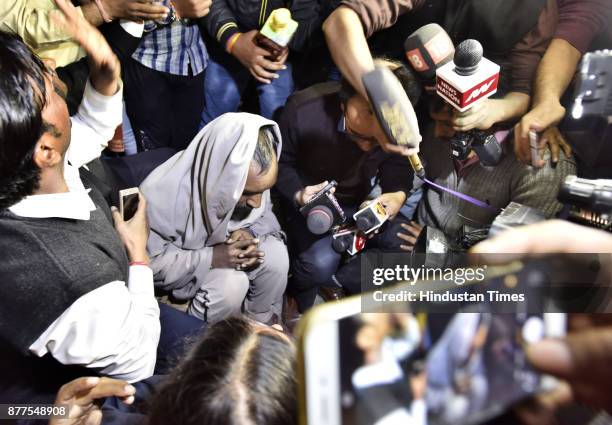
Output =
[
  {"x1": 416, "y1": 134, "x2": 577, "y2": 247},
  {"x1": 0, "y1": 172, "x2": 128, "y2": 353}
]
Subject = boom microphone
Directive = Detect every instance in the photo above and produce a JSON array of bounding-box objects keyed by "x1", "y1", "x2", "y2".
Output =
[
  {"x1": 436, "y1": 39, "x2": 500, "y2": 112},
  {"x1": 404, "y1": 23, "x2": 455, "y2": 84},
  {"x1": 362, "y1": 66, "x2": 425, "y2": 178}
]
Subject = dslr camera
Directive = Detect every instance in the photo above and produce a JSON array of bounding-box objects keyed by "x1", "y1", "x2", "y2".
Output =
[
  {"x1": 450, "y1": 129, "x2": 503, "y2": 166},
  {"x1": 300, "y1": 180, "x2": 346, "y2": 235}
]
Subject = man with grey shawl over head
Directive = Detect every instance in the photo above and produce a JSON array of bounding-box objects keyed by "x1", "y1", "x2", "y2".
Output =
[{"x1": 140, "y1": 113, "x2": 288, "y2": 324}]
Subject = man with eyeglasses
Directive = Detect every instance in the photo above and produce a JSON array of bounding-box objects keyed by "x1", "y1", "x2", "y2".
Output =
[{"x1": 275, "y1": 58, "x2": 421, "y2": 312}]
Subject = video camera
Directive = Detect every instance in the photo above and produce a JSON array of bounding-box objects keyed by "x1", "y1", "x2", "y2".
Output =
[
  {"x1": 449, "y1": 129, "x2": 503, "y2": 166},
  {"x1": 558, "y1": 176, "x2": 612, "y2": 231},
  {"x1": 488, "y1": 176, "x2": 612, "y2": 238},
  {"x1": 564, "y1": 50, "x2": 612, "y2": 173}
]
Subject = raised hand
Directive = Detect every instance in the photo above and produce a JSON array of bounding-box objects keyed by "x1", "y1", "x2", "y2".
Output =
[{"x1": 52, "y1": 0, "x2": 121, "y2": 96}]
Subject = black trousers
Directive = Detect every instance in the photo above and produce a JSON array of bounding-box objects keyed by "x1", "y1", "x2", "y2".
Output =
[{"x1": 123, "y1": 59, "x2": 205, "y2": 151}]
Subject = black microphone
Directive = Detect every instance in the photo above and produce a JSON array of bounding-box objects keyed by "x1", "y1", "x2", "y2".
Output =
[
  {"x1": 306, "y1": 205, "x2": 334, "y2": 235},
  {"x1": 453, "y1": 39, "x2": 483, "y2": 76},
  {"x1": 404, "y1": 23, "x2": 455, "y2": 84},
  {"x1": 436, "y1": 39, "x2": 500, "y2": 112}
]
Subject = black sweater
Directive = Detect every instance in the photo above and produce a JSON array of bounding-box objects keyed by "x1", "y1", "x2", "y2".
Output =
[
  {"x1": 0, "y1": 172, "x2": 128, "y2": 354},
  {"x1": 276, "y1": 82, "x2": 414, "y2": 207}
]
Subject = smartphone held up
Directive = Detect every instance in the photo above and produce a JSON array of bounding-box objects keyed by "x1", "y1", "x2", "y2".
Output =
[
  {"x1": 297, "y1": 276, "x2": 567, "y2": 425},
  {"x1": 119, "y1": 187, "x2": 140, "y2": 221}
]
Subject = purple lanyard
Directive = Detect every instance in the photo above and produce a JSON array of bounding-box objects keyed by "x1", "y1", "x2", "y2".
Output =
[
  {"x1": 423, "y1": 178, "x2": 501, "y2": 214},
  {"x1": 419, "y1": 129, "x2": 510, "y2": 215}
]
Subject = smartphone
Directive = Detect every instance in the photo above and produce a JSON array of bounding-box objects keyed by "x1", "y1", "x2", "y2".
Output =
[
  {"x1": 297, "y1": 270, "x2": 566, "y2": 425},
  {"x1": 529, "y1": 130, "x2": 540, "y2": 166},
  {"x1": 119, "y1": 187, "x2": 140, "y2": 221}
]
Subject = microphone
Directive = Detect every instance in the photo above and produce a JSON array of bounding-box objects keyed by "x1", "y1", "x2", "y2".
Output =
[
  {"x1": 332, "y1": 227, "x2": 367, "y2": 255},
  {"x1": 306, "y1": 205, "x2": 334, "y2": 235},
  {"x1": 362, "y1": 66, "x2": 425, "y2": 178},
  {"x1": 436, "y1": 39, "x2": 500, "y2": 112},
  {"x1": 434, "y1": 39, "x2": 503, "y2": 166},
  {"x1": 404, "y1": 23, "x2": 455, "y2": 85}
]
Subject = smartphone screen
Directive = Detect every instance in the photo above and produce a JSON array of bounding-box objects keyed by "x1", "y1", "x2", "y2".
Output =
[
  {"x1": 333, "y1": 311, "x2": 554, "y2": 425},
  {"x1": 122, "y1": 192, "x2": 139, "y2": 221}
]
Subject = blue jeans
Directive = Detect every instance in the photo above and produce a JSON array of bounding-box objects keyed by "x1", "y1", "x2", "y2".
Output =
[{"x1": 200, "y1": 56, "x2": 294, "y2": 126}]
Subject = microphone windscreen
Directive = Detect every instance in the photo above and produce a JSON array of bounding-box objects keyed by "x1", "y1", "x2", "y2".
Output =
[
  {"x1": 307, "y1": 205, "x2": 333, "y2": 234},
  {"x1": 332, "y1": 236, "x2": 349, "y2": 253},
  {"x1": 362, "y1": 66, "x2": 422, "y2": 148},
  {"x1": 404, "y1": 23, "x2": 455, "y2": 80},
  {"x1": 454, "y1": 39, "x2": 483, "y2": 76}
]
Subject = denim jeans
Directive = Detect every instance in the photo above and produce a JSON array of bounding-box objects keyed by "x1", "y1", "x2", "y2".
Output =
[{"x1": 200, "y1": 55, "x2": 294, "y2": 126}]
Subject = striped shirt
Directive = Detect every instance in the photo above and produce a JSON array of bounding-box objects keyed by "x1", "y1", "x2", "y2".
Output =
[{"x1": 133, "y1": 19, "x2": 207, "y2": 76}]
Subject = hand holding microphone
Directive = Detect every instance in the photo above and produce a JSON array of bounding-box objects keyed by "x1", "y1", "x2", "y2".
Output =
[{"x1": 361, "y1": 66, "x2": 426, "y2": 178}]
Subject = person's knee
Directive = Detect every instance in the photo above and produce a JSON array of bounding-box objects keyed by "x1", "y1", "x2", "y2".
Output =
[
  {"x1": 219, "y1": 270, "x2": 250, "y2": 308},
  {"x1": 293, "y1": 248, "x2": 340, "y2": 286},
  {"x1": 261, "y1": 237, "x2": 290, "y2": 277},
  {"x1": 194, "y1": 270, "x2": 249, "y2": 323}
]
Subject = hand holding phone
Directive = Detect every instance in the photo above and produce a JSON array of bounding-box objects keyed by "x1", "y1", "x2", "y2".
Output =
[
  {"x1": 112, "y1": 190, "x2": 149, "y2": 264},
  {"x1": 529, "y1": 130, "x2": 543, "y2": 168},
  {"x1": 119, "y1": 188, "x2": 140, "y2": 221}
]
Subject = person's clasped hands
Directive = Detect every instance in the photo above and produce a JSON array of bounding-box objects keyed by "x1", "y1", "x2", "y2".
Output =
[{"x1": 212, "y1": 229, "x2": 265, "y2": 271}]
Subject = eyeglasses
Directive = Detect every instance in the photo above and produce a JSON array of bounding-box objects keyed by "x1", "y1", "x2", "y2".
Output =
[{"x1": 339, "y1": 115, "x2": 378, "y2": 146}]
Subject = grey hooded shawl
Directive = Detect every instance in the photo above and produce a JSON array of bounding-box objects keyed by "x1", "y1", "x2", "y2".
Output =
[{"x1": 140, "y1": 113, "x2": 282, "y2": 300}]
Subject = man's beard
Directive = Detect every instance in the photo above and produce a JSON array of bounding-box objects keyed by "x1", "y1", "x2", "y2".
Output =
[{"x1": 231, "y1": 203, "x2": 253, "y2": 221}]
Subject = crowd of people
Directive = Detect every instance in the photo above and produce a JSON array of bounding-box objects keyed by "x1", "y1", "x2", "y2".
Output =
[{"x1": 0, "y1": 0, "x2": 611, "y2": 423}]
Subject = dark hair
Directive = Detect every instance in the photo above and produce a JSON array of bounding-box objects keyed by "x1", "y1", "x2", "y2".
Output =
[
  {"x1": 148, "y1": 317, "x2": 297, "y2": 425},
  {"x1": 252, "y1": 125, "x2": 277, "y2": 174},
  {"x1": 0, "y1": 31, "x2": 49, "y2": 210},
  {"x1": 339, "y1": 58, "x2": 422, "y2": 107}
]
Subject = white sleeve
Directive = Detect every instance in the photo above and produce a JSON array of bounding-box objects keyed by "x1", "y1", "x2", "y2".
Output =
[
  {"x1": 66, "y1": 79, "x2": 123, "y2": 168},
  {"x1": 29, "y1": 265, "x2": 160, "y2": 383},
  {"x1": 119, "y1": 20, "x2": 144, "y2": 38}
]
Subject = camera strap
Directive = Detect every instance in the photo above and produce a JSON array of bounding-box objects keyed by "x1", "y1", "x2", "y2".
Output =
[{"x1": 423, "y1": 177, "x2": 501, "y2": 214}]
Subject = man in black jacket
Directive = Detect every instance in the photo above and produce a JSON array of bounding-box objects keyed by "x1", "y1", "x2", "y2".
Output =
[
  {"x1": 200, "y1": 0, "x2": 321, "y2": 124},
  {"x1": 276, "y1": 59, "x2": 421, "y2": 312}
]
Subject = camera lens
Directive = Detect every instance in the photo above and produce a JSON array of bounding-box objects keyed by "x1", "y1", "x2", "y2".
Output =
[{"x1": 307, "y1": 206, "x2": 334, "y2": 234}]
